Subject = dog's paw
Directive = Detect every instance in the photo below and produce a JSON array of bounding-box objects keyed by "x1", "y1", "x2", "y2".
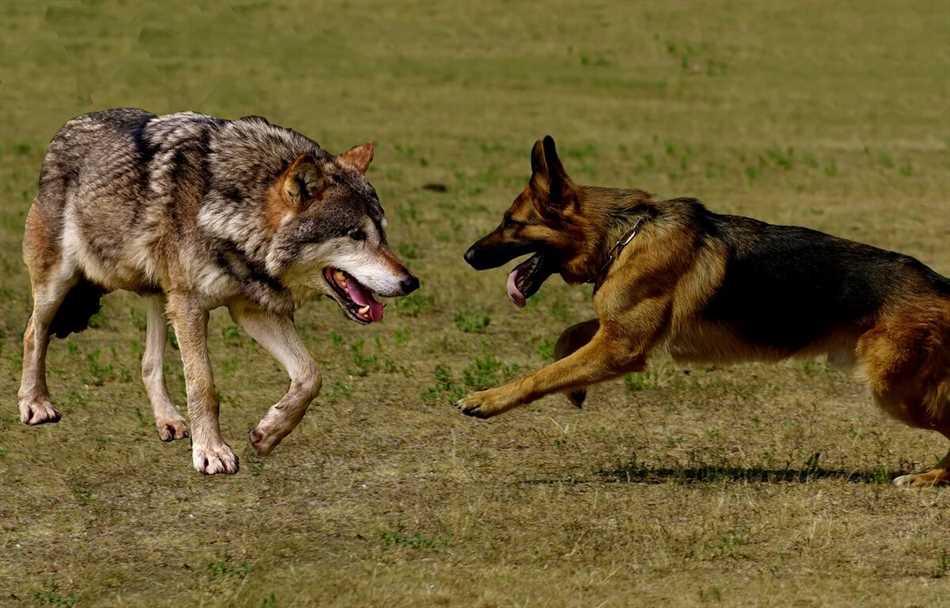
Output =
[
  {"x1": 192, "y1": 442, "x2": 239, "y2": 475},
  {"x1": 455, "y1": 389, "x2": 513, "y2": 419},
  {"x1": 893, "y1": 470, "x2": 950, "y2": 487},
  {"x1": 566, "y1": 389, "x2": 587, "y2": 408},
  {"x1": 892, "y1": 474, "x2": 914, "y2": 487},
  {"x1": 18, "y1": 398, "x2": 62, "y2": 425},
  {"x1": 156, "y1": 417, "x2": 190, "y2": 442}
]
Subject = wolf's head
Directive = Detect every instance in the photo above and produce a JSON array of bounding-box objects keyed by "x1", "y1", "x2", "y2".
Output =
[{"x1": 266, "y1": 144, "x2": 418, "y2": 324}]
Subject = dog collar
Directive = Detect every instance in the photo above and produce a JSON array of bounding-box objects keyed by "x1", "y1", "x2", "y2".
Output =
[{"x1": 595, "y1": 217, "x2": 645, "y2": 284}]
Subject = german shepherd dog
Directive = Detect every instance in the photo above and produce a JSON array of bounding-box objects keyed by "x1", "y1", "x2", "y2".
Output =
[
  {"x1": 461, "y1": 136, "x2": 950, "y2": 487},
  {"x1": 18, "y1": 108, "x2": 419, "y2": 474}
]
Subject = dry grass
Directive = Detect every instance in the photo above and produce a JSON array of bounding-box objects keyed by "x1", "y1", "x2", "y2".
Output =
[{"x1": 1, "y1": 1, "x2": 949, "y2": 606}]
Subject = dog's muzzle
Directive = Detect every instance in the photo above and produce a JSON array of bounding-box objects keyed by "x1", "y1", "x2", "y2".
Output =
[{"x1": 464, "y1": 240, "x2": 534, "y2": 270}]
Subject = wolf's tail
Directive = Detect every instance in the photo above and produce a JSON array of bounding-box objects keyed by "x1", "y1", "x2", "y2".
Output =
[{"x1": 49, "y1": 278, "x2": 106, "y2": 339}]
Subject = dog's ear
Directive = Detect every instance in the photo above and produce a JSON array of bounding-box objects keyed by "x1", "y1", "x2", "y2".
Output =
[
  {"x1": 281, "y1": 153, "x2": 326, "y2": 207},
  {"x1": 338, "y1": 142, "x2": 375, "y2": 174},
  {"x1": 530, "y1": 138, "x2": 548, "y2": 188},
  {"x1": 529, "y1": 135, "x2": 576, "y2": 210}
]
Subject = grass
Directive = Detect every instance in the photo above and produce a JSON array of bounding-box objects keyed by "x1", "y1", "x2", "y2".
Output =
[{"x1": 1, "y1": 1, "x2": 950, "y2": 606}]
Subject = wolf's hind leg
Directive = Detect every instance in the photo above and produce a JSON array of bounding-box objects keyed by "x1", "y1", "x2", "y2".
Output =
[
  {"x1": 17, "y1": 268, "x2": 78, "y2": 425},
  {"x1": 228, "y1": 301, "x2": 320, "y2": 457},
  {"x1": 141, "y1": 295, "x2": 189, "y2": 441},
  {"x1": 554, "y1": 319, "x2": 599, "y2": 408}
]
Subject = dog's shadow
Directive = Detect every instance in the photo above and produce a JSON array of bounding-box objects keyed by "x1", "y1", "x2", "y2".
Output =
[{"x1": 595, "y1": 458, "x2": 896, "y2": 485}]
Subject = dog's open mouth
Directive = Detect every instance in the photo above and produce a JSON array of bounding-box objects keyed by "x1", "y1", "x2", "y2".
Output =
[
  {"x1": 506, "y1": 252, "x2": 555, "y2": 308},
  {"x1": 323, "y1": 267, "x2": 384, "y2": 323}
]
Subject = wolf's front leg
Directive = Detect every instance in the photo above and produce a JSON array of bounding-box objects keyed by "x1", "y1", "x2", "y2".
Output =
[
  {"x1": 229, "y1": 301, "x2": 321, "y2": 456},
  {"x1": 166, "y1": 294, "x2": 238, "y2": 475}
]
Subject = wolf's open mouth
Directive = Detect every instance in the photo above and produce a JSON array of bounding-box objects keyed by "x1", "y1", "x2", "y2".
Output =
[
  {"x1": 506, "y1": 252, "x2": 555, "y2": 308},
  {"x1": 323, "y1": 267, "x2": 384, "y2": 323}
]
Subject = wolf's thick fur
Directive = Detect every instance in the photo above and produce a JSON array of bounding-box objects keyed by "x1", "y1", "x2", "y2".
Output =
[
  {"x1": 461, "y1": 136, "x2": 950, "y2": 487},
  {"x1": 19, "y1": 108, "x2": 418, "y2": 474}
]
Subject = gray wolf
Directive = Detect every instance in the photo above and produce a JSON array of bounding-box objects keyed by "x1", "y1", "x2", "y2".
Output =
[
  {"x1": 18, "y1": 108, "x2": 419, "y2": 474},
  {"x1": 460, "y1": 135, "x2": 950, "y2": 487}
]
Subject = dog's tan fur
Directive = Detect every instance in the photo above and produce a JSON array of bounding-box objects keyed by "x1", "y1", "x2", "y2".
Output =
[{"x1": 461, "y1": 136, "x2": 950, "y2": 487}]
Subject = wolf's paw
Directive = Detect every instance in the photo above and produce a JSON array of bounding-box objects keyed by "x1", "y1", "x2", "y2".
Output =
[
  {"x1": 192, "y1": 442, "x2": 239, "y2": 475},
  {"x1": 247, "y1": 425, "x2": 280, "y2": 456},
  {"x1": 18, "y1": 398, "x2": 62, "y2": 425},
  {"x1": 455, "y1": 389, "x2": 514, "y2": 419},
  {"x1": 156, "y1": 417, "x2": 190, "y2": 442},
  {"x1": 893, "y1": 470, "x2": 950, "y2": 488},
  {"x1": 249, "y1": 425, "x2": 284, "y2": 457}
]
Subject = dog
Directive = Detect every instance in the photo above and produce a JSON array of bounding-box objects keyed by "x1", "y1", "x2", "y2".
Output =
[
  {"x1": 460, "y1": 135, "x2": 950, "y2": 487},
  {"x1": 18, "y1": 108, "x2": 419, "y2": 474}
]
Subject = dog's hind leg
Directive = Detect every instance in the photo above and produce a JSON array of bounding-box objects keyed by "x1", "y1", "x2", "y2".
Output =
[
  {"x1": 166, "y1": 294, "x2": 238, "y2": 475},
  {"x1": 893, "y1": 442, "x2": 950, "y2": 487},
  {"x1": 857, "y1": 313, "x2": 950, "y2": 487},
  {"x1": 228, "y1": 301, "x2": 320, "y2": 457},
  {"x1": 141, "y1": 295, "x2": 189, "y2": 442},
  {"x1": 554, "y1": 319, "x2": 599, "y2": 408}
]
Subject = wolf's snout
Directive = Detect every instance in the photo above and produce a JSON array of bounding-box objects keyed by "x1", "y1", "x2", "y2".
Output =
[{"x1": 399, "y1": 274, "x2": 420, "y2": 295}]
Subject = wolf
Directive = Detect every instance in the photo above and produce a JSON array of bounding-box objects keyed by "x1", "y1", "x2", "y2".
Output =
[
  {"x1": 18, "y1": 108, "x2": 419, "y2": 474},
  {"x1": 461, "y1": 135, "x2": 950, "y2": 487}
]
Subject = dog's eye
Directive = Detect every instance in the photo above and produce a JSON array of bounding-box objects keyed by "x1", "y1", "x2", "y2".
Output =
[
  {"x1": 503, "y1": 215, "x2": 526, "y2": 228},
  {"x1": 349, "y1": 228, "x2": 366, "y2": 241}
]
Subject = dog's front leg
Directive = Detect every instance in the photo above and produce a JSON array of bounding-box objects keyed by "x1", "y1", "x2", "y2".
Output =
[
  {"x1": 456, "y1": 328, "x2": 643, "y2": 418},
  {"x1": 457, "y1": 299, "x2": 670, "y2": 418},
  {"x1": 554, "y1": 319, "x2": 600, "y2": 407},
  {"x1": 166, "y1": 294, "x2": 238, "y2": 474},
  {"x1": 229, "y1": 301, "x2": 321, "y2": 456}
]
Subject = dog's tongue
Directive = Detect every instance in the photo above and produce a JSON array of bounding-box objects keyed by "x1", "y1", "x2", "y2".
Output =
[
  {"x1": 345, "y1": 280, "x2": 384, "y2": 322},
  {"x1": 506, "y1": 266, "x2": 527, "y2": 308},
  {"x1": 506, "y1": 253, "x2": 552, "y2": 308}
]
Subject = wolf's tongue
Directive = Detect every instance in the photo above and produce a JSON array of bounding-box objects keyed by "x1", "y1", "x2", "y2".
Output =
[
  {"x1": 506, "y1": 267, "x2": 527, "y2": 308},
  {"x1": 345, "y1": 280, "x2": 384, "y2": 322}
]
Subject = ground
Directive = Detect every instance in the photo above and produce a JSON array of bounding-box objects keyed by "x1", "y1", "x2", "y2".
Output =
[{"x1": 1, "y1": 2, "x2": 949, "y2": 607}]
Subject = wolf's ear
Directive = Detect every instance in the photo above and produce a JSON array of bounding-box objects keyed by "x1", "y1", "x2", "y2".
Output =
[
  {"x1": 281, "y1": 153, "x2": 325, "y2": 207},
  {"x1": 529, "y1": 135, "x2": 575, "y2": 208},
  {"x1": 338, "y1": 142, "x2": 375, "y2": 174}
]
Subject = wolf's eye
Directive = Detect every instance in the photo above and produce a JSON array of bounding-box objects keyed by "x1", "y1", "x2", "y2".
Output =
[{"x1": 349, "y1": 228, "x2": 366, "y2": 241}]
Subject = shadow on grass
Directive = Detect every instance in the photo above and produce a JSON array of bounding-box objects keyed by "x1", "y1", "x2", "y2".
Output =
[{"x1": 597, "y1": 458, "x2": 896, "y2": 485}]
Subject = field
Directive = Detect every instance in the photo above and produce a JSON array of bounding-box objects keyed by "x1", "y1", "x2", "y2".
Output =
[{"x1": 1, "y1": 1, "x2": 949, "y2": 606}]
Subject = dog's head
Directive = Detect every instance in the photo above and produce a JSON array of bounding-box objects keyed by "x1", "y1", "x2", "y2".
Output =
[
  {"x1": 463, "y1": 136, "x2": 594, "y2": 307},
  {"x1": 268, "y1": 144, "x2": 419, "y2": 324}
]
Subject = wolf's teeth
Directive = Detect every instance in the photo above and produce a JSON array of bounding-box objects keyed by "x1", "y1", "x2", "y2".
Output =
[
  {"x1": 358, "y1": 305, "x2": 370, "y2": 316},
  {"x1": 334, "y1": 270, "x2": 347, "y2": 286}
]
